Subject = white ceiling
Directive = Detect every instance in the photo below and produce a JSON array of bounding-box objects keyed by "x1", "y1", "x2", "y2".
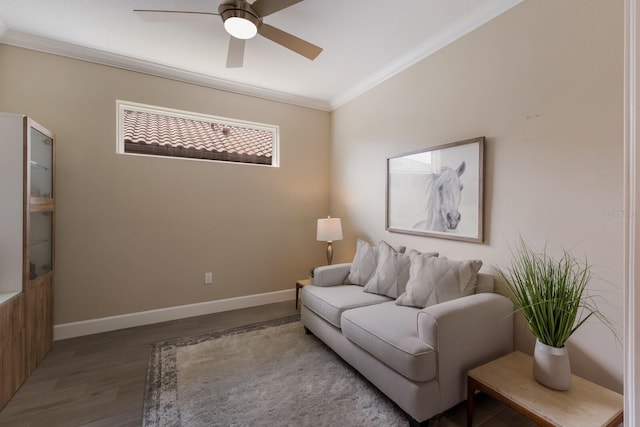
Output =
[{"x1": 0, "y1": 0, "x2": 523, "y2": 111}]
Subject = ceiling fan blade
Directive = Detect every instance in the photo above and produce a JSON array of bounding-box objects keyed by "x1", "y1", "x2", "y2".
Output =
[
  {"x1": 227, "y1": 36, "x2": 246, "y2": 68},
  {"x1": 134, "y1": 10, "x2": 219, "y2": 22},
  {"x1": 258, "y1": 23, "x2": 322, "y2": 60},
  {"x1": 251, "y1": 0, "x2": 303, "y2": 17}
]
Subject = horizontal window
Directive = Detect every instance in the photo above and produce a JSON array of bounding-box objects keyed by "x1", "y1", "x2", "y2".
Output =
[{"x1": 116, "y1": 101, "x2": 278, "y2": 167}]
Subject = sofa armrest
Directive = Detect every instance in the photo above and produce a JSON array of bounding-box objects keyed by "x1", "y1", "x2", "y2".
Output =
[
  {"x1": 417, "y1": 293, "x2": 514, "y2": 409},
  {"x1": 313, "y1": 263, "x2": 351, "y2": 287}
]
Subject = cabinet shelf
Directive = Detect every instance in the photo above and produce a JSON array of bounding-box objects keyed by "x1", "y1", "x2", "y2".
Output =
[
  {"x1": 29, "y1": 239, "x2": 49, "y2": 246},
  {"x1": 29, "y1": 160, "x2": 50, "y2": 170}
]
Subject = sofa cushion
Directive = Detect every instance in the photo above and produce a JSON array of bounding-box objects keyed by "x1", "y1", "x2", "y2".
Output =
[
  {"x1": 363, "y1": 242, "x2": 412, "y2": 298},
  {"x1": 341, "y1": 302, "x2": 436, "y2": 382},
  {"x1": 395, "y1": 256, "x2": 482, "y2": 309},
  {"x1": 302, "y1": 285, "x2": 392, "y2": 329},
  {"x1": 364, "y1": 247, "x2": 438, "y2": 299},
  {"x1": 345, "y1": 239, "x2": 406, "y2": 286}
]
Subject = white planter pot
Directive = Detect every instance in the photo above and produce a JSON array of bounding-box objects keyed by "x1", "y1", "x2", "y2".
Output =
[{"x1": 532, "y1": 338, "x2": 572, "y2": 391}]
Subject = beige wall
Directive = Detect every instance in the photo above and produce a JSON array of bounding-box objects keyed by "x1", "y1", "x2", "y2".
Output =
[
  {"x1": 0, "y1": 45, "x2": 331, "y2": 324},
  {"x1": 330, "y1": 0, "x2": 624, "y2": 392}
]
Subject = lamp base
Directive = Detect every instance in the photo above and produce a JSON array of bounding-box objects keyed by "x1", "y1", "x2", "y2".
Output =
[{"x1": 326, "y1": 241, "x2": 334, "y2": 265}]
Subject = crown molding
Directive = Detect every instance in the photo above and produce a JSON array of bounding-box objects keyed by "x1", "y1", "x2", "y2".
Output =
[
  {"x1": 0, "y1": 30, "x2": 332, "y2": 112},
  {"x1": 329, "y1": 0, "x2": 525, "y2": 110}
]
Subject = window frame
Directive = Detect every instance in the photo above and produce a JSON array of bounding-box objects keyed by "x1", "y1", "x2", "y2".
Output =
[{"x1": 116, "y1": 100, "x2": 279, "y2": 167}]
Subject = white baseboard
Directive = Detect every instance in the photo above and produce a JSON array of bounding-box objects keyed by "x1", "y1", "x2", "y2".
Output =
[{"x1": 53, "y1": 289, "x2": 295, "y2": 340}]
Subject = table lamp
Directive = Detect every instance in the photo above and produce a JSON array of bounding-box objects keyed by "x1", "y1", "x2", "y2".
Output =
[{"x1": 317, "y1": 216, "x2": 343, "y2": 265}]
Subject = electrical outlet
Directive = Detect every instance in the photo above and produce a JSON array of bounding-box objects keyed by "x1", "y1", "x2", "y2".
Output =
[{"x1": 204, "y1": 272, "x2": 213, "y2": 284}]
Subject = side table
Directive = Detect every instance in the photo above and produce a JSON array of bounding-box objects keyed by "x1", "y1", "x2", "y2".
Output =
[
  {"x1": 467, "y1": 351, "x2": 623, "y2": 427},
  {"x1": 295, "y1": 278, "x2": 310, "y2": 309}
]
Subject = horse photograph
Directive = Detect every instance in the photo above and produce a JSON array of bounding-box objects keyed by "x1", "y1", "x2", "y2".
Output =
[{"x1": 386, "y1": 137, "x2": 484, "y2": 242}]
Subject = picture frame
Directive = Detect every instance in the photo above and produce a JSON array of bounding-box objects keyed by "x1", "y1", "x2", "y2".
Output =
[{"x1": 386, "y1": 137, "x2": 485, "y2": 243}]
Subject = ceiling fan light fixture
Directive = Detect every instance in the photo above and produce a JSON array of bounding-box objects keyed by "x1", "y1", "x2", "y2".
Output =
[
  {"x1": 219, "y1": 2, "x2": 261, "y2": 40},
  {"x1": 223, "y1": 16, "x2": 258, "y2": 39}
]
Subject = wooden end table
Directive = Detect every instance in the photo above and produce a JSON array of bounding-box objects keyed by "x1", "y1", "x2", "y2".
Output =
[
  {"x1": 295, "y1": 278, "x2": 310, "y2": 309},
  {"x1": 467, "y1": 351, "x2": 623, "y2": 427}
]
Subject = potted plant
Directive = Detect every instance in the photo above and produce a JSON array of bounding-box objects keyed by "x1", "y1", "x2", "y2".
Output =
[{"x1": 496, "y1": 237, "x2": 617, "y2": 390}]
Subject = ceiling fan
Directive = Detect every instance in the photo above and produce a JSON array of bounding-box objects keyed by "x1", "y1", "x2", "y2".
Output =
[{"x1": 134, "y1": 0, "x2": 323, "y2": 68}]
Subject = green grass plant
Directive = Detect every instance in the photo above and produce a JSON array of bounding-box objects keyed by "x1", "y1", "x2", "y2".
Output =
[{"x1": 496, "y1": 237, "x2": 614, "y2": 348}]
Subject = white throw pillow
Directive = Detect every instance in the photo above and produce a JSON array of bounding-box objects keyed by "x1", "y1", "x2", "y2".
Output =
[
  {"x1": 345, "y1": 239, "x2": 406, "y2": 286},
  {"x1": 395, "y1": 255, "x2": 482, "y2": 308},
  {"x1": 363, "y1": 244, "x2": 436, "y2": 298}
]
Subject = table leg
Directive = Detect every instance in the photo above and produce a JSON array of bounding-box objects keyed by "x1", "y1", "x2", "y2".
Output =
[
  {"x1": 467, "y1": 377, "x2": 476, "y2": 427},
  {"x1": 295, "y1": 284, "x2": 300, "y2": 309}
]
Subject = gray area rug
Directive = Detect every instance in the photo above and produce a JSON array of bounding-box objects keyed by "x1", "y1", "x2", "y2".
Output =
[{"x1": 143, "y1": 315, "x2": 408, "y2": 426}]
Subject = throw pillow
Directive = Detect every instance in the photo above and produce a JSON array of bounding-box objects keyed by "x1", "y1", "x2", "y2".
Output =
[
  {"x1": 345, "y1": 239, "x2": 406, "y2": 286},
  {"x1": 363, "y1": 242, "x2": 420, "y2": 298},
  {"x1": 395, "y1": 255, "x2": 482, "y2": 309}
]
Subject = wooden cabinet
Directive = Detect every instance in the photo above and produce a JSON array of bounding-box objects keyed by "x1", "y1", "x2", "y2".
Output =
[
  {"x1": 0, "y1": 294, "x2": 26, "y2": 408},
  {"x1": 0, "y1": 114, "x2": 55, "y2": 409},
  {"x1": 25, "y1": 277, "x2": 53, "y2": 373}
]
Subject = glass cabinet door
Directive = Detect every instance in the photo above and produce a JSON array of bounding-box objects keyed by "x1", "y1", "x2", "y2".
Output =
[
  {"x1": 30, "y1": 126, "x2": 53, "y2": 199},
  {"x1": 29, "y1": 211, "x2": 53, "y2": 280}
]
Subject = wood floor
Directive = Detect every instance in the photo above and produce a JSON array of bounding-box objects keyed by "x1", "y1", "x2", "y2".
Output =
[{"x1": 0, "y1": 301, "x2": 533, "y2": 427}]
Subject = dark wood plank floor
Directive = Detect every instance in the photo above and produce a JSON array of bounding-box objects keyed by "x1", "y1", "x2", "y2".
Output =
[{"x1": 0, "y1": 300, "x2": 532, "y2": 427}]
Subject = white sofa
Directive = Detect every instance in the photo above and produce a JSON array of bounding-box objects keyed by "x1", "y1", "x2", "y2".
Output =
[{"x1": 301, "y1": 262, "x2": 514, "y2": 426}]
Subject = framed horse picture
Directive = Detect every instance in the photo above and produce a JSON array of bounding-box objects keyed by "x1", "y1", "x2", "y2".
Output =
[{"x1": 386, "y1": 137, "x2": 484, "y2": 243}]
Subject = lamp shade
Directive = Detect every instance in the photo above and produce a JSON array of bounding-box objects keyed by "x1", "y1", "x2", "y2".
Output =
[{"x1": 317, "y1": 217, "x2": 343, "y2": 242}]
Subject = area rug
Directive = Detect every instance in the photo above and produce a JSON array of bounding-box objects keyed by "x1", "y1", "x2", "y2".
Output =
[{"x1": 142, "y1": 315, "x2": 408, "y2": 426}]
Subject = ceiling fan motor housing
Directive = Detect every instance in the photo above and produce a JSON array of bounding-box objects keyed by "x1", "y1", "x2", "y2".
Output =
[{"x1": 219, "y1": 0, "x2": 262, "y2": 30}]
